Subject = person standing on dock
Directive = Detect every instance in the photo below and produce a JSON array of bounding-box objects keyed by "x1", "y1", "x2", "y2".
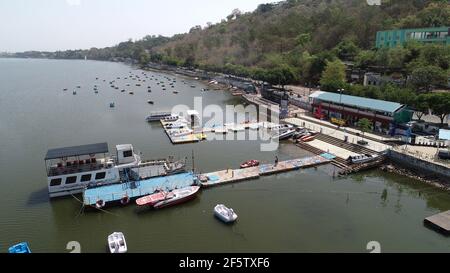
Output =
[{"x1": 275, "y1": 156, "x2": 279, "y2": 167}]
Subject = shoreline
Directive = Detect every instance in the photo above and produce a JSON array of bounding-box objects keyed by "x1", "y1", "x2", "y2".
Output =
[
  {"x1": 5, "y1": 57, "x2": 450, "y2": 191},
  {"x1": 381, "y1": 162, "x2": 450, "y2": 191}
]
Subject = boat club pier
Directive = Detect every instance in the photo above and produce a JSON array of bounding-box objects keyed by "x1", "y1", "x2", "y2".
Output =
[
  {"x1": 200, "y1": 154, "x2": 333, "y2": 188},
  {"x1": 83, "y1": 154, "x2": 334, "y2": 207}
]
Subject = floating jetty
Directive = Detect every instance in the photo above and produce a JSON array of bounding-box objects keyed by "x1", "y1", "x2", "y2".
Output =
[
  {"x1": 160, "y1": 119, "x2": 206, "y2": 144},
  {"x1": 424, "y1": 210, "x2": 450, "y2": 235},
  {"x1": 83, "y1": 154, "x2": 334, "y2": 207},
  {"x1": 201, "y1": 154, "x2": 334, "y2": 188},
  {"x1": 83, "y1": 172, "x2": 196, "y2": 207}
]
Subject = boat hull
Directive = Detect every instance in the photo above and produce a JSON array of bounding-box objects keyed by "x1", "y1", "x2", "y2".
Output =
[
  {"x1": 214, "y1": 205, "x2": 238, "y2": 223},
  {"x1": 153, "y1": 186, "x2": 200, "y2": 209},
  {"x1": 136, "y1": 192, "x2": 171, "y2": 207},
  {"x1": 240, "y1": 160, "x2": 260, "y2": 169}
]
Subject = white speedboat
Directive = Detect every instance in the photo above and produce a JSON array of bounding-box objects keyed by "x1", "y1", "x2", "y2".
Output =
[
  {"x1": 271, "y1": 124, "x2": 294, "y2": 131},
  {"x1": 347, "y1": 154, "x2": 379, "y2": 164},
  {"x1": 214, "y1": 204, "x2": 238, "y2": 223},
  {"x1": 145, "y1": 112, "x2": 172, "y2": 122},
  {"x1": 153, "y1": 186, "x2": 200, "y2": 209},
  {"x1": 108, "y1": 232, "x2": 127, "y2": 253},
  {"x1": 162, "y1": 115, "x2": 182, "y2": 122},
  {"x1": 170, "y1": 128, "x2": 194, "y2": 137},
  {"x1": 271, "y1": 129, "x2": 296, "y2": 140}
]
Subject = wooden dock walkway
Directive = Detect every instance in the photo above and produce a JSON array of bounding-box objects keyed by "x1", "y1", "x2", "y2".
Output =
[
  {"x1": 424, "y1": 210, "x2": 450, "y2": 235},
  {"x1": 200, "y1": 155, "x2": 332, "y2": 188}
]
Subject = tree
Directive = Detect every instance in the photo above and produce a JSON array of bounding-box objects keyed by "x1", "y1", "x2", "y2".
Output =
[
  {"x1": 413, "y1": 94, "x2": 430, "y2": 121},
  {"x1": 227, "y1": 9, "x2": 242, "y2": 21},
  {"x1": 355, "y1": 50, "x2": 376, "y2": 69},
  {"x1": 387, "y1": 46, "x2": 410, "y2": 69},
  {"x1": 296, "y1": 33, "x2": 311, "y2": 48},
  {"x1": 409, "y1": 65, "x2": 448, "y2": 92},
  {"x1": 333, "y1": 39, "x2": 360, "y2": 61},
  {"x1": 320, "y1": 59, "x2": 346, "y2": 91},
  {"x1": 357, "y1": 118, "x2": 373, "y2": 137},
  {"x1": 427, "y1": 93, "x2": 450, "y2": 127},
  {"x1": 417, "y1": 2, "x2": 450, "y2": 27},
  {"x1": 139, "y1": 51, "x2": 150, "y2": 65},
  {"x1": 265, "y1": 65, "x2": 296, "y2": 88},
  {"x1": 189, "y1": 25, "x2": 202, "y2": 33}
]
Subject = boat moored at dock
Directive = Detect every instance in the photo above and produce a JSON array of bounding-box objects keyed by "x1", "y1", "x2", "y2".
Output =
[
  {"x1": 153, "y1": 186, "x2": 200, "y2": 209},
  {"x1": 271, "y1": 128, "x2": 296, "y2": 140},
  {"x1": 136, "y1": 190, "x2": 171, "y2": 207},
  {"x1": 45, "y1": 143, "x2": 141, "y2": 198},
  {"x1": 45, "y1": 142, "x2": 185, "y2": 198},
  {"x1": 347, "y1": 154, "x2": 379, "y2": 164},
  {"x1": 240, "y1": 160, "x2": 260, "y2": 169},
  {"x1": 145, "y1": 112, "x2": 173, "y2": 122}
]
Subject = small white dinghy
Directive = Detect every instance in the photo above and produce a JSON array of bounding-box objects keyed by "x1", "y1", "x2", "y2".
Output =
[
  {"x1": 108, "y1": 232, "x2": 127, "y2": 253},
  {"x1": 214, "y1": 204, "x2": 238, "y2": 223}
]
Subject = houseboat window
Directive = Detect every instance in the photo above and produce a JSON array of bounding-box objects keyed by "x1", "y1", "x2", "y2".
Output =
[
  {"x1": 123, "y1": 150, "x2": 133, "y2": 157},
  {"x1": 80, "y1": 174, "x2": 92, "y2": 182},
  {"x1": 50, "y1": 178, "x2": 62, "y2": 187},
  {"x1": 95, "y1": 172, "x2": 106, "y2": 180},
  {"x1": 65, "y1": 176, "x2": 77, "y2": 184}
]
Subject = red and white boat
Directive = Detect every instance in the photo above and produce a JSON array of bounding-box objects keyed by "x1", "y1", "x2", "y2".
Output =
[
  {"x1": 240, "y1": 160, "x2": 260, "y2": 169},
  {"x1": 136, "y1": 191, "x2": 173, "y2": 207},
  {"x1": 153, "y1": 186, "x2": 200, "y2": 209},
  {"x1": 298, "y1": 131, "x2": 318, "y2": 142},
  {"x1": 300, "y1": 135, "x2": 316, "y2": 142}
]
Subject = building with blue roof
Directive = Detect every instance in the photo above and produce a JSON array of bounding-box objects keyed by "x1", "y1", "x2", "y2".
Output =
[{"x1": 309, "y1": 91, "x2": 412, "y2": 134}]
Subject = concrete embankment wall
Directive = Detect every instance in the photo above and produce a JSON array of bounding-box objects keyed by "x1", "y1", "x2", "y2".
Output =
[{"x1": 387, "y1": 149, "x2": 450, "y2": 179}]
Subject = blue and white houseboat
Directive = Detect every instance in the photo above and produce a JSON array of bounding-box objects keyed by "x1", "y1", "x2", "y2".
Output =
[{"x1": 45, "y1": 143, "x2": 185, "y2": 198}]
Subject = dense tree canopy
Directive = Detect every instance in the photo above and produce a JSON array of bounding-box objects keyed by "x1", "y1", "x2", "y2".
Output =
[{"x1": 6, "y1": 0, "x2": 450, "y2": 117}]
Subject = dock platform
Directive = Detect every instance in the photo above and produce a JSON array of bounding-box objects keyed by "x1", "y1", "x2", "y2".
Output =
[
  {"x1": 160, "y1": 119, "x2": 207, "y2": 144},
  {"x1": 201, "y1": 154, "x2": 333, "y2": 188},
  {"x1": 424, "y1": 210, "x2": 450, "y2": 235},
  {"x1": 83, "y1": 172, "x2": 196, "y2": 206},
  {"x1": 201, "y1": 167, "x2": 260, "y2": 187}
]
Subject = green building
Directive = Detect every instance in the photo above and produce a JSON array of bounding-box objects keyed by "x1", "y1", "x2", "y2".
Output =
[{"x1": 376, "y1": 27, "x2": 450, "y2": 48}]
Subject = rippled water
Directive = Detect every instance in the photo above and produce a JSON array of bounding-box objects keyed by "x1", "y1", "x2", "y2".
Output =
[{"x1": 0, "y1": 58, "x2": 449, "y2": 253}]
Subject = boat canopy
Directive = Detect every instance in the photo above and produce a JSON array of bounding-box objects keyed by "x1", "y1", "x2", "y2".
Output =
[{"x1": 45, "y1": 142, "x2": 109, "y2": 160}]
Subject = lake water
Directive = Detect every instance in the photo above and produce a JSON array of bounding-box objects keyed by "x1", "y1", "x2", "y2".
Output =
[{"x1": 0, "y1": 58, "x2": 449, "y2": 253}]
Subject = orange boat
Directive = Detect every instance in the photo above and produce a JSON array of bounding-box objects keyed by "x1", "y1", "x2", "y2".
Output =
[{"x1": 136, "y1": 191, "x2": 173, "y2": 207}]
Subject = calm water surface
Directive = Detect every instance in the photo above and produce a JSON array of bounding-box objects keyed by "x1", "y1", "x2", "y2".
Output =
[{"x1": 0, "y1": 58, "x2": 449, "y2": 252}]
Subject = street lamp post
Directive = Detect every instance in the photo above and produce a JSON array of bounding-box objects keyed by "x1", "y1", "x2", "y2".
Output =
[{"x1": 338, "y1": 89, "x2": 345, "y2": 120}]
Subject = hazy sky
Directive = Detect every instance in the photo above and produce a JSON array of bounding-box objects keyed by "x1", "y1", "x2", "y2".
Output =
[{"x1": 0, "y1": 0, "x2": 270, "y2": 52}]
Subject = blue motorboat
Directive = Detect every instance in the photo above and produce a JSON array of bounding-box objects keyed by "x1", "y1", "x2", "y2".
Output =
[{"x1": 8, "y1": 242, "x2": 31, "y2": 253}]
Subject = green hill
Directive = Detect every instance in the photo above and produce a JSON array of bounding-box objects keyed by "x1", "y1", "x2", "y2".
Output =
[{"x1": 9, "y1": 0, "x2": 449, "y2": 87}]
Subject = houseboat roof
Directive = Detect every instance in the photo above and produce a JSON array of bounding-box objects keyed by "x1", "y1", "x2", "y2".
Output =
[
  {"x1": 45, "y1": 142, "x2": 109, "y2": 160},
  {"x1": 310, "y1": 91, "x2": 404, "y2": 114}
]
